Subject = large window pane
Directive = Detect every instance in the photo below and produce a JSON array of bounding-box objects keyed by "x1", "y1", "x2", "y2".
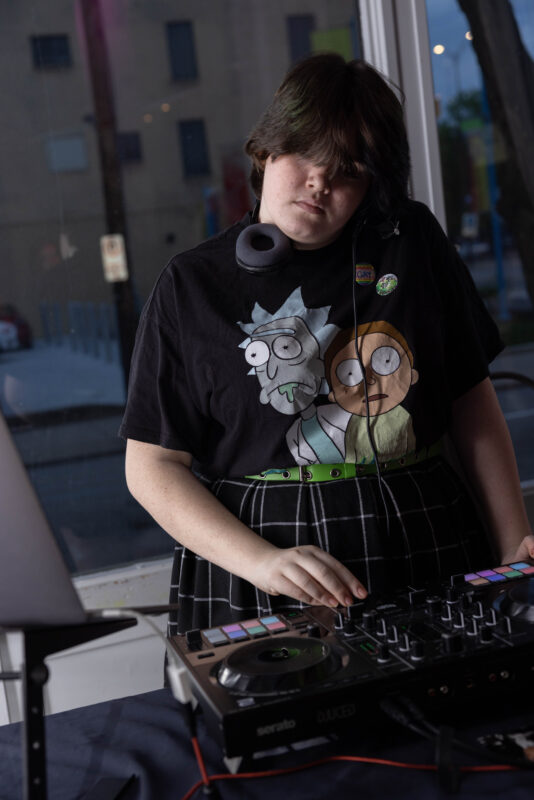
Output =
[
  {"x1": 0, "y1": 0, "x2": 362, "y2": 575},
  {"x1": 426, "y1": 0, "x2": 534, "y2": 483}
]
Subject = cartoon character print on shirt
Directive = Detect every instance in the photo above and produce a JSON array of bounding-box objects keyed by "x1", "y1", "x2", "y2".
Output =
[
  {"x1": 238, "y1": 297, "x2": 419, "y2": 466},
  {"x1": 238, "y1": 288, "x2": 345, "y2": 462},
  {"x1": 317, "y1": 321, "x2": 420, "y2": 464}
]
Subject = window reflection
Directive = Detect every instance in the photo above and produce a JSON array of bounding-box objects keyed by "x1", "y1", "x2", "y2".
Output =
[
  {"x1": 426, "y1": 0, "x2": 534, "y2": 483},
  {"x1": 0, "y1": 0, "x2": 362, "y2": 574}
]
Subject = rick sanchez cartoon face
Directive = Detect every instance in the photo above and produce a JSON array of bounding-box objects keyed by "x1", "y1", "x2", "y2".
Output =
[
  {"x1": 244, "y1": 316, "x2": 324, "y2": 414},
  {"x1": 238, "y1": 287, "x2": 339, "y2": 416}
]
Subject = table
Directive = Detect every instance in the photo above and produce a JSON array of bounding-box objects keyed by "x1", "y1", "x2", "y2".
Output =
[{"x1": 0, "y1": 688, "x2": 533, "y2": 799}]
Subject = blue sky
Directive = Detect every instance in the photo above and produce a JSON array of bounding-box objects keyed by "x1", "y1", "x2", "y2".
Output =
[{"x1": 425, "y1": 0, "x2": 534, "y2": 115}]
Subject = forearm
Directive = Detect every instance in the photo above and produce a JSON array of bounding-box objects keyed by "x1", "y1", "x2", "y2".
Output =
[
  {"x1": 450, "y1": 377, "x2": 531, "y2": 561},
  {"x1": 124, "y1": 439, "x2": 366, "y2": 605},
  {"x1": 125, "y1": 441, "x2": 276, "y2": 588}
]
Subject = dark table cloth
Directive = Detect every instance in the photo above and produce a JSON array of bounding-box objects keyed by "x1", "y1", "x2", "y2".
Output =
[{"x1": 0, "y1": 688, "x2": 533, "y2": 799}]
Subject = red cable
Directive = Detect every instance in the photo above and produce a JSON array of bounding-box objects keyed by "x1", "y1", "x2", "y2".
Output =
[
  {"x1": 181, "y1": 740, "x2": 517, "y2": 800},
  {"x1": 190, "y1": 736, "x2": 210, "y2": 787}
]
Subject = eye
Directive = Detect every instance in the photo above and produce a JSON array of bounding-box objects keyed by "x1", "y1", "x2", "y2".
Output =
[
  {"x1": 371, "y1": 346, "x2": 400, "y2": 376},
  {"x1": 336, "y1": 358, "x2": 363, "y2": 387},
  {"x1": 245, "y1": 340, "x2": 269, "y2": 367},
  {"x1": 272, "y1": 335, "x2": 302, "y2": 360}
]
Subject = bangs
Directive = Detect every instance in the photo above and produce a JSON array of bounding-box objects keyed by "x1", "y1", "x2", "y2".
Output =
[
  {"x1": 269, "y1": 80, "x2": 369, "y2": 177},
  {"x1": 244, "y1": 55, "x2": 409, "y2": 211}
]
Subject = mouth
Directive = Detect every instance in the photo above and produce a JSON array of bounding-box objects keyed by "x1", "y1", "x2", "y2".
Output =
[
  {"x1": 295, "y1": 200, "x2": 325, "y2": 215},
  {"x1": 364, "y1": 393, "x2": 388, "y2": 403},
  {"x1": 267, "y1": 382, "x2": 314, "y2": 403}
]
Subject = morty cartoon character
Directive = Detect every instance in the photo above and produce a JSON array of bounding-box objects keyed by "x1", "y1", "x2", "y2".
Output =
[
  {"x1": 322, "y1": 321, "x2": 419, "y2": 462},
  {"x1": 238, "y1": 288, "x2": 338, "y2": 416}
]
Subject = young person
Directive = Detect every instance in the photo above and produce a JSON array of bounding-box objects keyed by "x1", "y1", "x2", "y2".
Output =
[{"x1": 120, "y1": 54, "x2": 534, "y2": 635}]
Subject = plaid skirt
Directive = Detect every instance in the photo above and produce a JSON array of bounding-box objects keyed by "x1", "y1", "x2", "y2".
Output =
[{"x1": 167, "y1": 457, "x2": 494, "y2": 635}]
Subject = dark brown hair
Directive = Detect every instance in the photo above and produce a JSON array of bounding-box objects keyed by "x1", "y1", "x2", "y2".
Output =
[{"x1": 245, "y1": 53, "x2": 410, "y2": 215}]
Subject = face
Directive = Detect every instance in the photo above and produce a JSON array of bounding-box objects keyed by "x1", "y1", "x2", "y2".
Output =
[
  {"x1": 244, "y1": 316, "x2": 323, "y2": 414},
  {"x1": 328, "y1": 332, "x2": 419, "y2": 417},
  {"x1": 258, "y1": 154, "x2": 370, "y2": 250}
]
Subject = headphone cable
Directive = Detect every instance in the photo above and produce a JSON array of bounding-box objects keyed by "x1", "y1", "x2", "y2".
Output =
[{"x1": 351, "y1": 224, "x2": 391, "y2": 537}]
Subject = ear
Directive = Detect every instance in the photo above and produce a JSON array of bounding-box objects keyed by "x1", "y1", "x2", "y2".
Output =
[
  {"x1": 411, "y1": 368, "x2": 419, "y2": 386},
  {"x1": 328, "y1": 390, "x2": 335, "y2": 402}
]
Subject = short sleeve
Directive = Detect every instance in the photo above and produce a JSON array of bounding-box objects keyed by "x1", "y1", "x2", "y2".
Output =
[
  {"x1": 118, "y1": 265, "x2": 211, "y2": 458},
  {"x1": 424, "y1": 207, "x2": 504, "y2": 400}
]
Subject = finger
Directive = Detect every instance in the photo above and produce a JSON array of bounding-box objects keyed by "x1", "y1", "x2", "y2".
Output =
[
  {"x1": 272, "y1": 569, "x2": 335, "y2": 606},
  {"x1": 285, "y1": 555, "x2": 363, "y2": 607},
  {"x1": 275, "y1": 561, "x2": 344, "y2": 606},
  {"x1": 304, "y1": 548, "x2": 368, "y2": 602},
  {"x1": 520, "y1": 535, "x2": 534, "y2": 562}
]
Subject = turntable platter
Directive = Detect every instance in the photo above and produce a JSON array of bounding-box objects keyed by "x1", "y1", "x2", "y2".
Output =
[
  {"x1": 216, "y1": 636, "x2": 342, "y2": 696},
  {"x1": 496, "y1": 576, "x2": 534, "y2": 623}
]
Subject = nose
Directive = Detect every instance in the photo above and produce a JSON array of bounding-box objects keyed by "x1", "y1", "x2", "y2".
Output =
[
  {"x1": 364, "y1": 364, "x2": 376, "y2": 385},
  {"x1": 266, "y1": 354, "x2": 278, "y2": 380},
  {"x1": 306, "y1": 165, "x2": 330, "y2": 194}
]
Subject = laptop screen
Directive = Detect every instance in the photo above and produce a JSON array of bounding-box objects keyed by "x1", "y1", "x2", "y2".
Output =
[{"x1": 0, "y1": 410, "x2": 87, "y2": 629}]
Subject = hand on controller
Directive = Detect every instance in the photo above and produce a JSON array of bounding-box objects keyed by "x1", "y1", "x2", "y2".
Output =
[
  {"x1": 502, "y1": 534, "x2": 534, "y2": 566},
  {"x1": 256, "y1": 545, "x2": 367, "y2": 607}
]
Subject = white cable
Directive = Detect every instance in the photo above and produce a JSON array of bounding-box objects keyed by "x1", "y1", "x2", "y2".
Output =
[{"x1": 97, "y1": 608, "x2": 196, "y2": 707}]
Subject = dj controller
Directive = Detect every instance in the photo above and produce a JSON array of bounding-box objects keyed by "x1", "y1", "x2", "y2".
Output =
[{"x1": 169, "y1": 562, "x2": 534, "y2": 759}]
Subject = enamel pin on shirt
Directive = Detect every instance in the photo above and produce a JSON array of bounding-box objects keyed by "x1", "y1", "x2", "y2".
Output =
[
  {"x1": 376, "y1": 273, "x2": 398, "y2": 296},
  {"x1": 355, "y1": 264, "x2": 376, "y2": 285}
]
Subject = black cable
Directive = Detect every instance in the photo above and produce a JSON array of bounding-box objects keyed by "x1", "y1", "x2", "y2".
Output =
[
  {"x1": 351, "y1": 222, "x2": 391, "y2": 537},
  {"x1": 381, "y1": 693, "x2": 534, "y2": 771}
]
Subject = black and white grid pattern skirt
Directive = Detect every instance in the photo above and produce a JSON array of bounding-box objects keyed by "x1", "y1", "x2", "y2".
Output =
[{"x1": 168, "y1": 457, "x2": 494, "y2": 635}]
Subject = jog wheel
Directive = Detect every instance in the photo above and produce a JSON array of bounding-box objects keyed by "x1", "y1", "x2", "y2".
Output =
[
  {"x1": 497, "y1": 576, "x2": 534, "y2": 624},
  {"x1": 216, "y1": 636, "x2": 342, "y2": 696}
]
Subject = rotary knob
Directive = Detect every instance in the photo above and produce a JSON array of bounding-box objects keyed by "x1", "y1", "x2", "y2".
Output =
[
  {"x1": 441, "y1": 631, "x2": 464, "y2": 654},
  {"x1": 306, "y1": 623, "x2": 322, "y2": 639},
  {"x1": 334, "y1": 611, "x2": 346, "y2": 630},
  {"x1": 472, "y1": 601, "x2": 485, "y2": 619},
  {"x1": 361, "y1": 609, "x2": 377, "y2": 631},
  {"x1": 410, "y1": 640, "x2": 425, "y2": 661},
  {"x1": 425, "y1": 595, "x2": 442, "y2": 615},
  {"x1": 375, "y1": 616, "x2": 388, "y2": 637},
  {"x1": 376, "y1": 642, "x2": 391, "y2": 663},
  {"x1": 466, "y1": 617, "x2": 479, "y2": 637},
  {"x1": 479, "y1": 625, "x2": 494, "y2": 644},
  {"x1": 453, "y1": 610, "x2": 466, "y2": 629},
  {"x1": 485, "y1": 608, "x2": 498, "y2": 627},
  {"x1": 387, "y1": 624, "x2": 399, "y2": 644}
]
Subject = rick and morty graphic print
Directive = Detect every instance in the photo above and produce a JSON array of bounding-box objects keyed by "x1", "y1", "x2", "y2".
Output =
[{"x1": 238, "y1": 287, "x2": 418, "y2": 466}]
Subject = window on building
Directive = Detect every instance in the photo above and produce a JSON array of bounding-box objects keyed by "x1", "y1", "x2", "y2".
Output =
[
  {"x1": 287, "y1": 14, "x2": 316, "y2": 63},
  {"x1": 46, "y1": 134, "x2": 88, "y2": 172},
  {"x1": 31, "y1": 34, "x2": 72, "y2": 69},
  {"x1": 166, "y1": 21, "x2": 198, "y2": 80},
  {"x1": 178, "y1": 119, "x2": 211, "y2": 177},
  {"x1": 117, "y1": 132, "x2": 143, "y2": 164}
]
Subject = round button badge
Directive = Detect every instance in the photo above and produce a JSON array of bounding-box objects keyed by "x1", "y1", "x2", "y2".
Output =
[
  {"x1": 355, "y1": 264, "x2": 375, "y2": 285},
  {"x1": 376, "y1": 273, "x2": 398, "y2": 296}
]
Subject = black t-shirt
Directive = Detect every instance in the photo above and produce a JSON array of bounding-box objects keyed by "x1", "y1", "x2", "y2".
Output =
[{"x1": 119, "y1": 200, "x2": 503, "y2": 478}]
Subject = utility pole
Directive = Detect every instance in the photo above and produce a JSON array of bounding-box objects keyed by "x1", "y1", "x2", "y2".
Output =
[{"x1": 79, "y1": 0, "x2": 139, "y2": 390}]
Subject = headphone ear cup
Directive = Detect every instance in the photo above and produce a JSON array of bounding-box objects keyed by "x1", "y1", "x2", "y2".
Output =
[{"x1": 236, "y1": 223, "x2": 293, "y2": 274}]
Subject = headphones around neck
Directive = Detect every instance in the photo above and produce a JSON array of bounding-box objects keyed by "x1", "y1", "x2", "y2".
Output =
[
  {"x1": 235, "y1": 222, "x2": 293, "y2": 275},
  {"x1": 235, "y1": 198, "x2": 399, "y2": 276}
]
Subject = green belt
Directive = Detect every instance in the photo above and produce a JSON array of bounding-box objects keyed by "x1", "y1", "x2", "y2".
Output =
[{"x1": 246, "y1": 442, "x2": 443, "y2": 483}]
